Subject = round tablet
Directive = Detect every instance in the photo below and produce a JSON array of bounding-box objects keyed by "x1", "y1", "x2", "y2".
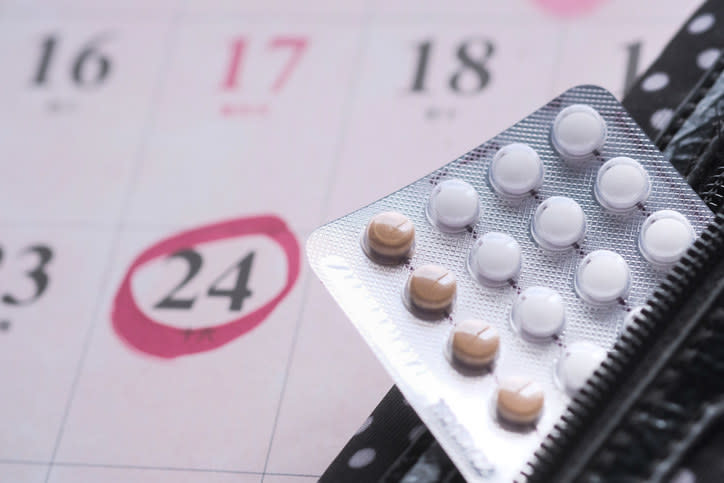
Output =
[
  {"x1": 575, "y1": 250, "x2": 631, "y2": 305},
  {"x1": 363, "y1": 211, "x2": 415, "y2": 263},
  {"x1": 467, "y1": 232, "x2": 522, "y2": 287},
  {"x1": 531, "y1": 196, "x2": 586, "y2": 251},
  {"x1": 406, "y1": 264, "x2": 456, "y2": 314},
  {"x1": 595, "y1": 157, "x2": 651, "y2": 212},
  {"x1": 496, "y1": 376, "x2": 544, "y2": 425},
  {"x1": 551, "y1": 104, "x2": 607, "y2": 164},
  {"x1": 639, "y1": 210, "x2": 695, "y2": 268},
  {"x1": 426, "y1": 179, "x2": 480, "y2": 232},
  {"x1": 448, "y1": 319, "x2": 500, "y2": 369},
  {"x1": 511, "y1": 286, "x2": 565, "y2": 339},
  {"x1": 489, "y1": 143, "x2": 544, "y2": 200},
  {"x1": 556, "y1": 342, "x2": 607, "y2": 396}
]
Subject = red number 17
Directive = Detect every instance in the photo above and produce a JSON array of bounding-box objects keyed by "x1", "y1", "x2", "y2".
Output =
[{"x1": 221, "y1": 36, "x2": 308, "y2": 93}]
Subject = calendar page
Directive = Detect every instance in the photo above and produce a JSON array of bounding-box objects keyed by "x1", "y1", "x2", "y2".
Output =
[{"x1": 0, "y1": 1, "x2": 700, "y2": 482}]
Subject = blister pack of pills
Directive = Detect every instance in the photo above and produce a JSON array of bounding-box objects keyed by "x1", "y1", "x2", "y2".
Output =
[{"x1": 306, "y1": 85, "x2": 714, "y2": 482}]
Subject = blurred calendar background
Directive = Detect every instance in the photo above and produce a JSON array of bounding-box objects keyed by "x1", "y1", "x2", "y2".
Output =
[{"x1": 0, "y1": 0, "x2": 702, "y2": 482}]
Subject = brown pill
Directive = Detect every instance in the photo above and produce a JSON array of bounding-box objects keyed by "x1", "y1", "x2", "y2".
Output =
[
  {"x1": 364, "y1": 211, "x2": 415, "y2": 261},
  {"x1": 408, "y1": 264, "x2": 456, "y2": 312},
  {"x1": 450, "y1": 319, "x2": 500, "y2": 368},
  {"x1": 496, "y1": 377, "x2": 544, "y2": 425}
]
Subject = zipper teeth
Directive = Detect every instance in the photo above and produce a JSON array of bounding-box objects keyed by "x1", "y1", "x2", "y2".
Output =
[{"x1": 521, "y1": 213, "x2": 724, "y2": 483}]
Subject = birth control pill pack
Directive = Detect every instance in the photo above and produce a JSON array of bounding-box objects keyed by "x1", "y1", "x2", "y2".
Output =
[{"x1": 306, "y1": 86, "x2": 714, "y2": 482}]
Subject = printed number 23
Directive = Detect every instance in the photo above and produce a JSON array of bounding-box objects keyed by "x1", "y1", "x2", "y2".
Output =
[{"x1": 1, "y1": 245, "x2": 53, "y2": 306}]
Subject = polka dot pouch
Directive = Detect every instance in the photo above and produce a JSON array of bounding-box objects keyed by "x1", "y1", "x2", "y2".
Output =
[{"x1": 306, "y1": 85, "x2": 713, "y2": 482}]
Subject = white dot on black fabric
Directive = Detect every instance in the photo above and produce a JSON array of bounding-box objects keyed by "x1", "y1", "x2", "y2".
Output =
[
  {"x1": 688, "y1": 12, "x2": 715, "y2": 34},
  {"x1": 354, "y1": 416, "x2": 373, "y2": 436},
  {"x1": 641, "y1": 72, "x2": 669, "y2": 92},
  {"x1": 669, "y1": 468, "x2": 696, "y2": 483},
  {"x1": 408, "y1": 424, "x2": 425, "y2": 441},
  {"x1": 650, "y1": 108, "x2": 674, "y2": 131},
  {"x1": 348, "y1": 447, "x2": 376, "y2": 468},
  {"x1": 697, "y1": 48, "x2": 720, "y2": 70}
]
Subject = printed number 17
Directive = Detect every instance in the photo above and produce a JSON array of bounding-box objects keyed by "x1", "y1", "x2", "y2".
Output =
[{"x1": 222, "y1": 36, "x2": 308, "y2": 93}]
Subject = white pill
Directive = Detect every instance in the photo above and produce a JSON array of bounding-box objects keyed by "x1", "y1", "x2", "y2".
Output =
[
  {"x1": 556, "y1": 341, "x2": 607, "y2": 395},
  {"x1": 639, "y1": 210, "x2": 695, "y2": 268},
  {"x1": 575, "y1": 250, "x2": 631, "y2": 305},
  {"x1": 467, "y1": 232, "x2": 522, "y2": 287},
  {"x1": 511, "y1": 286, "x2": 566, "y2": 339},
  {"x1": 551, "y1": 104, "x2": 607, "y2": 164},
  {"x1": 489, "y1": 143, "x2": 544, "y2": 200},
  {"x1": 531, "y1": 196, "x2": 586, "y2": 251},
  {"x1": 595, "y1": 157, "x2": 651, "y2": 212},
  {"x1": 426, "y1": 179, "x2": 480, "y2": 232}
]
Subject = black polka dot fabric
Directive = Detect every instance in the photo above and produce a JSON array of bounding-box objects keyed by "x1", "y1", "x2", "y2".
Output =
[
  {"x1": 623, "y1": 0, "x2": 724, "y2": 211},
  {"x1": 319, "y1": 386, "x2": 427, "y2": 482},
  {"x1": 666, "y1": 418, "x2": 724, "y2": 483},
  {"x1": 623, "y1": 1, "x2": 724, "y2": 141}
]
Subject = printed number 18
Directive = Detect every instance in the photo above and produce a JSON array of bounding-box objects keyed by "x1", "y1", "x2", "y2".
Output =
[{"x1": 410, "y1": 39, "x2": 495, "y2": 95}]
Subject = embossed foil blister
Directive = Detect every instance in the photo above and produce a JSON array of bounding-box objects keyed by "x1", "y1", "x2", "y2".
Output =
[{"x1": 306, "y1": 86, "x2": 714, "y2": 482}]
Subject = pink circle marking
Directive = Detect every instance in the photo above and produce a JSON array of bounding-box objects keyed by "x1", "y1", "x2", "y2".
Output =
[
  {"x1": 112, "y1": 214, "x2": 300, "y2": 359},
  {"x1": 531, "y1": 0, "x2": 608, "y2": 17}
]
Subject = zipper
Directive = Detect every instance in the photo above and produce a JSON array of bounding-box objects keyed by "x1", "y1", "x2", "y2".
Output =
[{"x1": 521, "y1": 213, "x2": 724, "y2": 483}]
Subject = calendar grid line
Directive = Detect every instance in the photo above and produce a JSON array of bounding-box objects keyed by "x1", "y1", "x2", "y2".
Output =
[
  {"x1": 548, "y1": 26, "x2": 568, "y2": 98},
  {"x1": 0, "y1": 219, "x2": 321, "y2": 234},
  {"x1": 41, "y1": 7, "x2": 184, "y2": 482},
  {"x1": 0, "y1": 220, "x2": 117, "y2": 230},
  {"x1": 0, "y1": 1, "x2": 691, "y2": 36},
  {"x1": 2, "y1": 7, "x2": 685, "y2": 25},
  {"x1": 2, "y1": 458, "x2": 321, "y2": 478},
  {"x1": 0, "y1": 459, "x2": 48, "y2": 466},
  {"x1": 258, "y1": 5, "x2": 375, "y2": 480},
  {"x1": 41, "y1": 217, "x2": 124, "y2": 483},
  {"x1": 259, "y1": 276, "x2": 314, "y2": 482},
  {"x1": 363, "y1": 14, "x2": 686, "y2": 25}
]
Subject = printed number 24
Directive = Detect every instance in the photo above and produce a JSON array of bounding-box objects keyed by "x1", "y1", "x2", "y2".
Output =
[{"x1": 155, "y1": 250, "x2": 255, "y2": 312}]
